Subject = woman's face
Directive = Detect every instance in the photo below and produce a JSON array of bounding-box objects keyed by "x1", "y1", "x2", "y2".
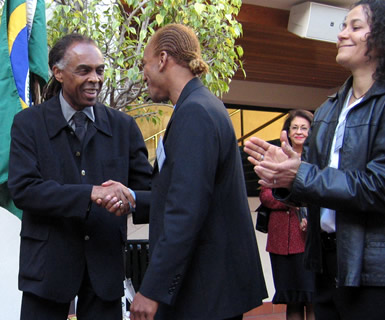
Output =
[
  {"x1": 336, "y1": 5, "x2": 373, "y2": 71},
  {"x1": 288, "y1": 116, "x2": 310, "y2": 148}
]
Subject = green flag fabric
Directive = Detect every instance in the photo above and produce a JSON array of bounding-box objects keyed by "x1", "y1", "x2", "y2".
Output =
[{"x1": 0, "y1": 0, "x2": 48, "y2": 219}]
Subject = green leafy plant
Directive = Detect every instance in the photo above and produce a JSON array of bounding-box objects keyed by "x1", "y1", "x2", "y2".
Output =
[{"x1": 46, "y1": 0, "x2": 244, "y2": 117}]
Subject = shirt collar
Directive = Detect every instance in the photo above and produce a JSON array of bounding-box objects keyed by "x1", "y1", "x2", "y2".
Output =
[{"x1": 59, "y1": 91, "x2": 95, "y2": 125}]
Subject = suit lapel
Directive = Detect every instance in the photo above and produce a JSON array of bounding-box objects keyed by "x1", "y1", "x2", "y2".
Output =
[
  {"x1": 44, "y1": 96, "x2": 70, "y2": 139},
  {"x1": 154, "y1": 78, "x2": 206, "y2": 173},
  {"x1": 162, "y1": 77, "x2": 204, "y2": 144},
  {"x1": 83, "y1": 103, "x2": 112, "y2": 146}
]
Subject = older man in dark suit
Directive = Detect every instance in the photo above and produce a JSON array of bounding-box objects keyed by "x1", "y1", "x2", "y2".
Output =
[
  {"x1": 8, "y1": 34, "x2": 152, "y2": 320},
  {"x1": 129, "y1": 24, "x2": 267, "y2": 320}
]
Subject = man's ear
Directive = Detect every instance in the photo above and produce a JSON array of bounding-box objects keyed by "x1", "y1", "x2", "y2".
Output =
[
  {"x1": 52, "y1": 65, "x2": 63, "y2": 83},
  {"x1": 158, "y1": 51, "x2": 168, "y2": 72}
]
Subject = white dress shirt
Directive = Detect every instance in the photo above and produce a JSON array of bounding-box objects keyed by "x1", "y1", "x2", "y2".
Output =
[{"x1": 320, "y1": 88, "x2": 362, "y2": 233}]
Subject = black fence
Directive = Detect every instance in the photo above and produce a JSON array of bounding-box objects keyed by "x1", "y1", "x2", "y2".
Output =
[{"x1": 125, "y1": 239, "x2": 150, "y2": 292}]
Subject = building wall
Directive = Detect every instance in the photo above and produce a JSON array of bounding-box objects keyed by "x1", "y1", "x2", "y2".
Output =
[{"x1": 0, "y1": 207, "x2": 22, "y2": 320}]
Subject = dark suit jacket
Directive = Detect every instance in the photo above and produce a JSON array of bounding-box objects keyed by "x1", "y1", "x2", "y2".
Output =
[
  {"x1": 8, "y1": 95, "x2": 152, "y2": 303},
  {"x1": 135, "y1": 78, "x2": 267, "y2": 319}
]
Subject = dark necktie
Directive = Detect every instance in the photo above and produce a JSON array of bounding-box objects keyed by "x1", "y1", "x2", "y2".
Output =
[{"x1": 73, "y1": 112, "x2": 87, "y2": 143}]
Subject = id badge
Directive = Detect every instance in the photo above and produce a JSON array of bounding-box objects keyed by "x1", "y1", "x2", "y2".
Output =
[
  {"x1": 334, "y1": 119, "x2": 346, "y2": 152},
  {"x1": 156, "y1": 137, "x2": 166, "y2": 172}
]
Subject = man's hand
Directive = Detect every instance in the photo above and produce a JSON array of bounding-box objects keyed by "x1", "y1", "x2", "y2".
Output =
[
  {"x1": 244, "y1": 131, "x2": 301, "y2": 189},
  {"x1": 91, "y1": 180, "x2": 135, "y2": 216},
  {"x1": 130, "y1": 292, "x2": 159, "y2": 320}
]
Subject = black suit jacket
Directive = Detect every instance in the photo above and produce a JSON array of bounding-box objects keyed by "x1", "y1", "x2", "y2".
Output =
[
  {"x1": 135, "y1": 78, "x2": 267, "y2": 319},
  {"x1": 8, "y1": 96, "x2": 152, "y2": 303}
]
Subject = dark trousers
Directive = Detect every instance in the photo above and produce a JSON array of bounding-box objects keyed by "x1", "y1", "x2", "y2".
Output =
[
  {"x1": 20, "y1": 268, "x2": 122, "y2": 320},
  {"x1": 314, "y1": 233, "x2": 385, "y2": 320}
]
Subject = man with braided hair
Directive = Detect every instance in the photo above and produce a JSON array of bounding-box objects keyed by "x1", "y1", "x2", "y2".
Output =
[{"x1": 130, "y1": 24, "x2": 267, "y2": 320}]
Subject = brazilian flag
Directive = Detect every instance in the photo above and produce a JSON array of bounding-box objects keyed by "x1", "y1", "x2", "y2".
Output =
[{"x1": 0, "y1": 0, "x2": 48, "y2": 219}]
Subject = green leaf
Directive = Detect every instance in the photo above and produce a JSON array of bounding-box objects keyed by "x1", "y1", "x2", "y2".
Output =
[
  {"x1": 194, "y1": 3, "x2": 206, "y2": 15},
  {"x1": 155, "y1": 14, "x2": 164, "y2": 25},
  {"x1": 236, "y1": 46, "x2": 244, "y2": 58},
  {"x1": 112, "y1": 20, "x2": 120, "y2": 30},
  {"x1": 139, "y1": 29, "x2": 147, "y2": 42}
]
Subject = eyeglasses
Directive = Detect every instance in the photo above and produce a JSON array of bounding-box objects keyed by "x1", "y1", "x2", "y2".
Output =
[{"x1": 290, "y1": 126, "x2": 309, "y2": 132}]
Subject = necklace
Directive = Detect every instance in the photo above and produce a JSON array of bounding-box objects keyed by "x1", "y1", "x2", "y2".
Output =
[{"x1": 352, "y1": 90, "x2": 367, "y2": 100}]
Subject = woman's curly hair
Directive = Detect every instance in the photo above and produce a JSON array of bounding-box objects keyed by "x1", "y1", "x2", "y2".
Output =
[{"x1": 354, "y1": 0, "x2": 385, "y2": 81}]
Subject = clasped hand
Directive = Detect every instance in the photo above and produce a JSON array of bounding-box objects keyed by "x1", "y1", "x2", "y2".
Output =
[
  {"x1": 91, "y1": 180, "x2": 135, "y2": 216},
  {"x1": 129, "y1": 292, "x2": 159, "y2": 320},
  {"x1": 243, "y1": 131, "x2": 301, "y2": 189}
]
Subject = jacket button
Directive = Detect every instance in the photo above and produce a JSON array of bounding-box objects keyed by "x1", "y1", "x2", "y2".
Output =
[
  {"x1": 81, "y1": 170, "x2": 86, "y2": 176},
  {"x1": 76, "y1": 151, "x2": 81, "y2": 157},
  {"x1": 84, "y1": 235, "x2": 90, "y2": 241}
]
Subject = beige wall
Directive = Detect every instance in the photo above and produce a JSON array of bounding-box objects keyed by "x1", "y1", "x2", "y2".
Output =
[
  {"x1": 228, "y1": 108, "x2": 287, "y2": 143},
  {"x1": 223, "y1": 79, "x2": 337, "y2": 111},
  {"x1": 129, "y1": 105, "x2": 174, "y2": 163},
  {"x1": 0, "y1": 207, "x2": 22, "y2": 319}
]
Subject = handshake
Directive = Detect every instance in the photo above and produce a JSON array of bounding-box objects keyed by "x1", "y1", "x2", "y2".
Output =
[{"x1": 91, "y1": 180, "x2": 135, "y2": 216}]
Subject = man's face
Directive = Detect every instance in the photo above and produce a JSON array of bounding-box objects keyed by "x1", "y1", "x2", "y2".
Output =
[
  {"x1": 142, "y1": 44, "x2": 169, "y2": 103},
  {"x1": 54, "y1": 42, "x2": 104, "y2": 110}
]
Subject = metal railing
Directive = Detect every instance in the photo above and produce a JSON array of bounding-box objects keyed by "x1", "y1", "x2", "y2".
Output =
[
  {"x1": 144, "y1": 129, "x2": 166, "y2": 163},
  {"x1": 234, "y1": 111, "x2": 287, "y2": 145},
  {"x1": 142, "y1": 109, "x2": 287, "y2": 161}
]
